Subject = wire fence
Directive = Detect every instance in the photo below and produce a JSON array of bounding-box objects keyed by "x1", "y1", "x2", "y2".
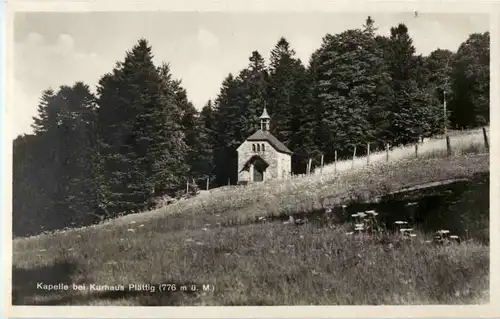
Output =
[{"x1": 185, "y1": 126, "x2": 489, "y2": 194}]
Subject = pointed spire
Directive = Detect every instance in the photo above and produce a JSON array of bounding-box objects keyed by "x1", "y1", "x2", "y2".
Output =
[
  {"x1": 260, "y1": 104, "x2": 270, "y2": 119},
  {"x1": 260, "y1": 103, "x2": 271, "y2": 131}
]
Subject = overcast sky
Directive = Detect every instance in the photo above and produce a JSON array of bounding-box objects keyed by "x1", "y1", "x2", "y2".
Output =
[{"x1": 12, "y1": 12, "x2": 489, "y2": 138}]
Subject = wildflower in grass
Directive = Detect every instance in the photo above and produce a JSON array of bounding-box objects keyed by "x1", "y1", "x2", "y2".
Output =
[
  {"x1": 409, "y1": 234, "x2": 417, "y2": 237},
  {"x1": 395, "y1": 221, "x2": 406, "y2": 225},
  {"x1": 351, "y1": 213, "x2": 359, "y2": 218},
  {"x1": 450, "y1": 235, "x2": 459, "y2": 239},
  {"x1": 202, "y1": 228, "x2": 208, "y2": 231},
  {"x1": 346, "y1": 232, "x2": 354, "y2": 235},
  {"x1": 185, "y1": 238, "x2": 194, "y2": 243},
  {"x1": 358, "y1": 212, "x2": 367, "y2": 218},
  {"x1": 405, "y1": 202, "x2": 418, "y2": 207},
  {"x1": 195, "y1": 242, "x2": 204, "y2": 246},
  {"x1": 139, "y1": 224, "x2": 144, "y2": 228},
  {"x1": 127, "y1": 228, "x2": 135, "y2": 232},
  {"x1": 130, "y1": 221, "x2": 136, "y2": 224},
  {"x1": 355, "y1": 224, "x2": 364, "y2": 228}
]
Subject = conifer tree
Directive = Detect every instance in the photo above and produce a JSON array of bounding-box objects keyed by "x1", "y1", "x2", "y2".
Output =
[
  {"x1": 449, "y1": 32, "x2": 490, "y2": 128},
  {"x1": 97, "y1": 39, "x2": 187, "y2": 216}
]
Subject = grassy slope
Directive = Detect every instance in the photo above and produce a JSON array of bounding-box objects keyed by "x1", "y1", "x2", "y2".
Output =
[{"x1": 12, "y1": 129, "x2": 490, "y2": 306}]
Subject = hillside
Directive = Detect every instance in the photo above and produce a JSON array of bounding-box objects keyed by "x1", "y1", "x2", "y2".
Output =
[{"x1": 12, "y1": 137, "x2": 489, "y2": 305}]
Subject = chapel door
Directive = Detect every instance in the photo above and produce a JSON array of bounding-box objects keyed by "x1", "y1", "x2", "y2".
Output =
[{"x1": 253, "y1": 163, "x2": 264, "y2": 182}]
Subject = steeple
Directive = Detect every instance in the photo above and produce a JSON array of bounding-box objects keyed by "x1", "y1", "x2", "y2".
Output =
[{"x1": 260, "y1": 105, "x2": 270, "y2": 131}]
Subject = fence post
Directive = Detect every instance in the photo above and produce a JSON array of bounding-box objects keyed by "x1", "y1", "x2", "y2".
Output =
[
  {"x1": 385, "y1": 144, "x2": 389, "y2": 162},
  {"x1": 320, "y1": 154, "x2": 324, "y2": 173},
  {"x1": 186, "y1": 180, "x2": 189, "y2": 195},
  {"x1": 334, "y1": 150, "x2": 338, "y2": 174},
  {"x1": 415, "y1": 143, "x2": 418, "y2": 158},
  {"x1": 206, "y1": 177, "x2": 209, "y2": 191},
  {"x1": 351, "y1": 146, "x2": 357, "y2": 169},
  {"x1": 482, "y1": 127, "x2": 489, "y2": 150},
  {"x1": 367, "y1": 143, "x2": 370, "y2": 165},
  {"x1": 228, "y1": 178, "x2": 230, "y2": 186},
  {"x1": 308, "y1": 158, "x2": 312, "y2": 174},
  {"x1": 446, "y1": 135, "x2": 452, "y2": 157}
]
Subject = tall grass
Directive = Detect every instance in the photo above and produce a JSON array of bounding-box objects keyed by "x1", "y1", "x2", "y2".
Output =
[
  {"x1": 316, "y1": 127, "x2": 488, "y2": 175},
  {"x1": 12, "y1": 222, "x2": 489, "y2": 306},
  {"x1": 11, "y1": 128, "x2": 490, "y2": 306}
]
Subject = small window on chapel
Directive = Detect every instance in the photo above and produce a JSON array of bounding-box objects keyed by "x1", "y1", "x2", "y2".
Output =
[
  {"x1": 252, "y1": 144, "x2": 256, "y2": 152},
  {"x1": 262, "y1": 144, "x2": 265, "y2": 151},
  {"x1": 257, "y1": 144, "x2": 261, "y2": 152}
]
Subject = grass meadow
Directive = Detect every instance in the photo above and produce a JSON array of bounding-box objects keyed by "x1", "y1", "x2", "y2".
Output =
[{"x1": 11, "y1": 128, "x2": 490, "y2": 306}]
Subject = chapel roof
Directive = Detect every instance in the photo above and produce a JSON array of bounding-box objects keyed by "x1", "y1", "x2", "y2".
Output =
[{"x1": 246, "y1": 130, "x2": 293, "y2": 154}]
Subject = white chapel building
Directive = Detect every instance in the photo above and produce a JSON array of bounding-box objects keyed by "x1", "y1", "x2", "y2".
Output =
[{"x1": 236, "y1": 106, "x2": 293, "y2": 184}]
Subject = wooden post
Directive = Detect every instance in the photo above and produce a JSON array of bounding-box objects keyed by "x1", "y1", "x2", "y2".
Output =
[
  {"x1": 351, "y1": 146, "x2": 357, "y2": 169},
  {"x1": 482, "y1": 127, "x2": 489, "y2": 150},
  {"x1": 446, "y1": 135, "x2": 452, "y2": 157},
  {"x1": 385, "y1": 144, "x2": 389, "y2": 162},
  {"x1": 320, "y1": 154, "x2": 324, "y2": 173},
  {"x1": 334, "y1": 150, "x2": 338, "y2": 174},
  {"x1": 415, "y1": 143, "x2": 418, "y2": 158},
  {"x1": 308, "y1": 158, "x2": 312, "y2": 174},
  {"x1": 186, "y1": 180, "x2": 189, "y2": 195},
  {"x1": 367, "y1": 143, "x2": 370, "y2": 165},
  {"x1": 228, "y1": 178, "x2": 230, "y2": 186},
  {"x1": 206, "y1": 177, "x2": 209, "y2": 190}
]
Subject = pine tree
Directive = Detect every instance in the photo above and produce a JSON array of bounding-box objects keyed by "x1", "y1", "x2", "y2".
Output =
[
  {"x1": 237, "y1": 51, "x2": 269, "y2": 140},
  {"x1": 449, "y1": 32, "x2": 490, "y2": 128},
  {"x1": 97, "y1": 39, "x2": 187, "y2": 216},
  {"x1": 195, "y1": 100, "x2": 217, "y2": 186},
  {"x1": 59, "y1": 82, "x2": 100, "y2": 226},
  {"x1": 268, "y1": 37, "x2": 308, "y2": 147},
  {"x1": 154, "y1": 63, "x2": 190, "y2": 197},
  {"x1": 312, "y1": 20, "x2": 390, "y2": 160},
  {"x1": 213, "y1": 73, "x2": 245, "y2": 185},
  {"x1": 31, "y1": 88, "x2": 57, "y2": 134},
  {"x1": 386, "y1": 23, "x2": 432, "y2": 145}
]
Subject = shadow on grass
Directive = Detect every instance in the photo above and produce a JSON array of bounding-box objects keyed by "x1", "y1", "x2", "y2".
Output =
[
  {"x1": 12, "y1": 260, "x2": 202, "y2": 306},
  {"x1": 12, "y1": 259, "x2": 79, "y2": 305}
]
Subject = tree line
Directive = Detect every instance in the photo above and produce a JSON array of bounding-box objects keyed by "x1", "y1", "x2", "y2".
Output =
[{"x1": 13, "y1": 17, "x2": 489, "y2": 236}]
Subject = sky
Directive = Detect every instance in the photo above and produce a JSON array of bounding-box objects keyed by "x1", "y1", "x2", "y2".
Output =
[{"x1": 12, "y1": 11, "x2": 489, "y2": 138}]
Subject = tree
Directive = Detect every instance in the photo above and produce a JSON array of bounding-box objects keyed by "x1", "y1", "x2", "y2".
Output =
[
  {"x1": 237, "y1": 51, "x2": 269, "y2": 140},
  {"x1": 212, "y1": 73, "x2": 244, "y2": 185},
  {"x1": 97, "y1": 39, "x2": 187, "y2": 216},
  {"x1": 386, "y1": 23, "x2": 435, "y2": 145},
  {"x1": 195, "y1": 100, "x2": 217, "y2": 186},
  {"x1": 449, "y1": 32, "x2": 490, "y2": 128},
  {"x1": 311, "y1": 19, "x2": 391, "y2": 160},
  {"x1": 267, "y1": 37, "x2": 309, "y2": 148}
]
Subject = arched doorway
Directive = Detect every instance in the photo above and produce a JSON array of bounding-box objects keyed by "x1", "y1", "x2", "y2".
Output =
[{"x1": 253, "y1": 158, "x2": 267, "y2": 182}]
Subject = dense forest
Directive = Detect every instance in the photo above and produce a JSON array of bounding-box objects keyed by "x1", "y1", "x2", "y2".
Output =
[{"x1": 13, "y1": 18, "x2": 490, "y2": 237}]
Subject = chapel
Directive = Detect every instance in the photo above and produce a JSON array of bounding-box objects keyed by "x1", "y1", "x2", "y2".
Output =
[{"x1": 236, "y1": 106, "x2": 293, "y2": 184}]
